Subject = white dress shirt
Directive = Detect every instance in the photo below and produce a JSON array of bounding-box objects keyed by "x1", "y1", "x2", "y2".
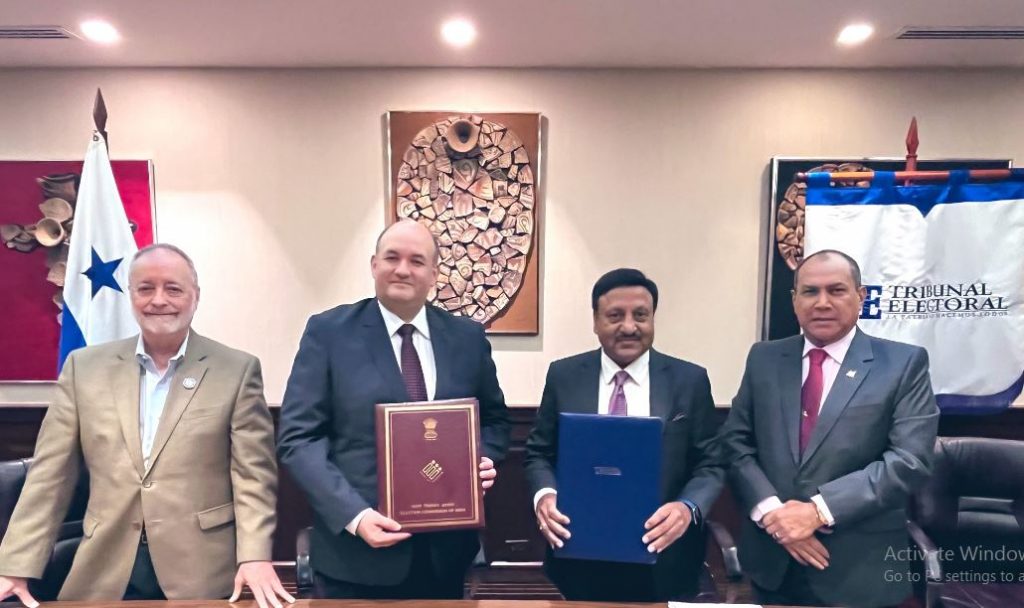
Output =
[
  {"x1": 597, "y1": 349, "x2": 651, "y2": 416},
  {"x1": 135, "y1": 333, "x2": 189, "y2": 471},
  {"x1": 533, "y1": 349, "x2": 651, "y2": 508},
  {"x1": 378, "y1": 300, "x2": 436, "y2": 401},
  {"x1": 347, "y1": 301, "x2": 437, "y2": 535},
  {"x1": 750, "y1": 326, "x2": 858, "y2": 527}
]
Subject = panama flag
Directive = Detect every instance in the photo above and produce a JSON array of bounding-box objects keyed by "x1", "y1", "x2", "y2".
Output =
[{"x1": 58, "y1": 131, "x2": 139, "y2": 370}]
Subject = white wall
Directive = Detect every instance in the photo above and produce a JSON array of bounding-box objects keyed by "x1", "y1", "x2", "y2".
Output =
[{"x1": 1, "y1": 67, "x2": 1022, "y2": 406}]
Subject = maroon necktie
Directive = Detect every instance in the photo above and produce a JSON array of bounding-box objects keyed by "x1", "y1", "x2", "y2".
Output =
[
  {"x1": 607, "y1": 370, "x2": 630, "y2": 416},
  {"x1": 800, "y1": 348, "x2": 828, "y2": 455},
  {"x1": 398, "y1": 324, "x2": 428, "y2": 401}
]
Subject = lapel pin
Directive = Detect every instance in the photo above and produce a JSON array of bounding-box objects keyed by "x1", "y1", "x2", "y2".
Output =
[
  {"x1": 846, "y1": 370, "x2": 857, "y2": 379},
  {"x1": 182, "y1": 377, "x2": 198, "y2": 390}
]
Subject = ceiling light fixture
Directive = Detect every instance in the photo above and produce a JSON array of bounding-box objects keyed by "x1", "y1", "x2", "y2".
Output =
[
  {"x1": 80, "y1": 19, "x2": 120, "y2": 44},
  {"x1": 837, "y1": 23, "x2": 874, "y2": 46},
  {"x1": 441, "y1": 18, "x2": 476, "y2": 48}
]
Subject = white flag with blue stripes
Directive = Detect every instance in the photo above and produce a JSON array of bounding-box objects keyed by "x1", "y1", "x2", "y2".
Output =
[
  {"x1": 58, "y1": 131, "x2": 139, "y2": 369},
  {"x1": 805, "y1": 169, "x2": 1024, "y2": 412}
]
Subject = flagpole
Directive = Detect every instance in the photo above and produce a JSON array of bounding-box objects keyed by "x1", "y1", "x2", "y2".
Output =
[
  {"x1": 93, "y1": 88, "x2": 108, "y2": 150},
  {"x1": 795, "y1": 168, "x2": 1014, "y2": 184},
  {"x1": 904, "y1": 117, "x2": 919, "y2": 186},
  {"x1": 795, "y1": 115, "x2": 1020, "y2": 184}
]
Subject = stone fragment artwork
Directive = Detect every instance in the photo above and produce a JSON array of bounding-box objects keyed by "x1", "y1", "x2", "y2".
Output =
[{"x1": 395, "y1": 115, "x2": 535, "y2": 324}]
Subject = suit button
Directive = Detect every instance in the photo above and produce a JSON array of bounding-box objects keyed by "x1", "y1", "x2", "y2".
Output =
[{"x1": 143, "y1": 481, "x2": 153, "y2": 489}]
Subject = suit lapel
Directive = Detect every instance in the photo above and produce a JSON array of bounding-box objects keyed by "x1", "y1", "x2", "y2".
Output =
[
  {"x1": 572, "y1": 350, "x2": 602, "y2": 414},
  {"x1": 427, "y1": 307, "x2": 453, "y2": 400},
  {"x1": 112, "y1": 339, "x2": 145, "y2": 478},
  {"x1": 778, "y1": 336, "x2": 804, "y2": 467},
  {"x1": 648, "y1": 350, "x2": 673, "y2": 422},
  {"x1": 362, "y1": 301, "x2": 408, "y2": 403},
  {"x1": 801, "y1": 329, "x2": 874, "y2": 466},
  {"x1": 144, "y1": 334, "x2": 209, "y2": 478}
]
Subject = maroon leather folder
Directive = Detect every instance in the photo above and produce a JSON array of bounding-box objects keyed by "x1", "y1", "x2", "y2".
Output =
[{"x1": 375, "y1": 398, "x2": 485, "y2": 531}]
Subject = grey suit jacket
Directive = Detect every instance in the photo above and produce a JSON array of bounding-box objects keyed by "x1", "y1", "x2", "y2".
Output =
[{"x1": 720, "y1": 329, "x2": 939, "y2": 607}]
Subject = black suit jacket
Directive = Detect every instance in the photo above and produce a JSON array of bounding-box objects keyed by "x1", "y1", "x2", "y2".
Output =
[
  {"x1": 720, "y1": 330, "x2": 939, "y2": 607},
  {"x1": 277, "y1": 298, "x2": 510, "y2": 585},
  {"x1": 523, "y1": 348, "x2": 722, "y2": 598}
]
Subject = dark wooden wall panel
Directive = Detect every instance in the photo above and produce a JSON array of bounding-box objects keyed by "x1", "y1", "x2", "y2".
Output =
[{"x1": 2, "y1": 405, "x2": 1023, "y2": 561}]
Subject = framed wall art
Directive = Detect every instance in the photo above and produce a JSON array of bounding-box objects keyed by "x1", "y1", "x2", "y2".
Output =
[
  {"x1": 386, "y1": 111, "x2": 541, "y2": 335},
  {"x1": 0, "y1": 160, "x2": 154, "y2": 381}
]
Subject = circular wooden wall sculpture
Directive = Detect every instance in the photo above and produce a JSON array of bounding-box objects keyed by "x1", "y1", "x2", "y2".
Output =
[{"x1": 395, "y1": 114, "x2": 536, "y2": 324}]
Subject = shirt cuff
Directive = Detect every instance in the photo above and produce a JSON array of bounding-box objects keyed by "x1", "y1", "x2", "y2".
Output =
[
  {"x1": 681, "y1": 499, "x2": 702, "y2": 527},
  {"x1": 533, "y1": 487, "x2": 556, "y2": 510},
  {"x1": 811, "y1": 494, "x2": 835, "y2": 527},
  {"x1": 751, "y1": 495, "x2": 784, "y2": 526},
  {"x1": 345, "y1": 507, "x2": 372, "y2": 536}
]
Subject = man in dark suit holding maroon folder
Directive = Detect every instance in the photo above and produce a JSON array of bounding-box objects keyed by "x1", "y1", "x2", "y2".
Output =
[
  {"x1": 524, "y1": 268, "x2": 723, "y2": 601},
  {"x1": 277, "y1": 219, "x2": 510, "y2": 599}
]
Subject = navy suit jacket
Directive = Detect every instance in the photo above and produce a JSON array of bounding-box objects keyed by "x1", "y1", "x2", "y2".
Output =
[
  {"x1": 720, "y1": 329, "x2": 939, "y2": 607},
  {"x1": 277, "y1": 298, "x2": 510, "y2": 585},
  {"x1": 523, "y1": 348, "x2": 722, "y2": 598}
]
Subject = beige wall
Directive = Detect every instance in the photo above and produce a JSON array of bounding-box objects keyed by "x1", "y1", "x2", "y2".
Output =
[{"x1": 1, "y1": 67, "x2": 1022, "y2": 406}]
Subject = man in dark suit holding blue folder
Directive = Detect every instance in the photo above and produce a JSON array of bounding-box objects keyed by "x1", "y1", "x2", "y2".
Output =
[{"x1": 524, "y1": 268, "x2": 722, "y2": 601}]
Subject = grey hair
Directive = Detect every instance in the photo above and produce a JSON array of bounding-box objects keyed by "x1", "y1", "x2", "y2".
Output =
[{"x1": 130, "y1": 243, "x2": 199, "y2": 288}]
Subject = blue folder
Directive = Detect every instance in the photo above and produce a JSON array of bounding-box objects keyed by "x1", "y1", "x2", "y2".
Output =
[{"x1": 553, "y1": 412, "x2": 663, "y2": 564}]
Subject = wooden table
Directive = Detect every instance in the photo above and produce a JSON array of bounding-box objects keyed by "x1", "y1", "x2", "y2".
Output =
[{"x1": 44, "y1": 597, "x2": 782, "y2": 601}]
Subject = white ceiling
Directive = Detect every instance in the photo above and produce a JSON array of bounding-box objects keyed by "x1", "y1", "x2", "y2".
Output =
[{"x1": 2, "y1": 0, "x2": 1024, "y2": 69}]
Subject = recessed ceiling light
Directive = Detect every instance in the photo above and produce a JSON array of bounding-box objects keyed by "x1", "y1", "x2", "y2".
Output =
[
  {"x1": 80, "y1": 19, "x2": 120, "y2": 44},
  {"x1": 837, "y1": 23, "x2": 874, "y2": 46},
  {"x1": 441, "y1": 18, "x2": 476, "y2": 48}
]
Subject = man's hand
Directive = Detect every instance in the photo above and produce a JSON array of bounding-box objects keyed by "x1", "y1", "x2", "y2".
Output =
[
  {"x1": 479, "y1": 456, "x2": 497, "y2": 493},
  {"x1": 356, "y1": 509, "x2": 412, "y2": 548},
  {"x1": 781, "y1": 536, "x2": 831, "y2": 570},
  {"x1": 228, "y1": 561, "x2": 295, "y2": 608},
  {"x1": 763, "y1": 500, "x2": 821, "y2": 544},
  {"x1": 642, "y1": 502, "x2": 692, "y2": 554},
  {"x1": 535, "y1": 493, "x2": 571, "y2": 549},
  {"x1": 0, "y1": 576, "x2": 37, "y2": 608}
]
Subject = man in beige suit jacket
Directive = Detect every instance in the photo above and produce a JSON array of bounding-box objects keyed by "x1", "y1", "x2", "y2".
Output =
[{"x1": 0, "y1": 244, "x2": 293, "y2": 608}]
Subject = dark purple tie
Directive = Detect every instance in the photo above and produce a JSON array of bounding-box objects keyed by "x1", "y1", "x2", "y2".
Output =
[
  {"x1": 398, "y1": 324, "x2": 428, "y2": 402},
  {"x1": 800, "y1": 348, "x2": 828, "y2": 455},
  {"x1": 608, "y1": 370, "x2": 630, "y2": 416}
]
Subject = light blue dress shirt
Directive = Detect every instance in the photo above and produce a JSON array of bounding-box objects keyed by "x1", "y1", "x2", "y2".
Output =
[{"x1": 135, "y1": 333, "x2": 189, "y2": 470}]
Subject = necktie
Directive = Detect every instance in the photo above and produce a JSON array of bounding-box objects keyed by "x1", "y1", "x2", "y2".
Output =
[
  {"x1": 398, "y1": 324, "x2": 428, "y2": 401},
  {"x1": 800, "y1": 348, "x2": 828, "y2": 455},
  {"x1": 608, "y1": 370, "x2": 630, "y2": 416}
]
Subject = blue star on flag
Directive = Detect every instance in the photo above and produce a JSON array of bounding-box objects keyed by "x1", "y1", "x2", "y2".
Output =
[{"x1": 82, "y1": 247, "x2": 124, "y2": 298}]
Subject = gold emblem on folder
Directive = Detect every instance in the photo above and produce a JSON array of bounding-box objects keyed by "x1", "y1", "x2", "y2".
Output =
[{"x1": 423, "y1": 417, "x2": 438, "y2": 440}]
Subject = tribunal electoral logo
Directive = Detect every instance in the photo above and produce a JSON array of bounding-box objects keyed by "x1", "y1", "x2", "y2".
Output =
[{"x1": 861, "y1": 282, "x2": 1010, "y2": 321}]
